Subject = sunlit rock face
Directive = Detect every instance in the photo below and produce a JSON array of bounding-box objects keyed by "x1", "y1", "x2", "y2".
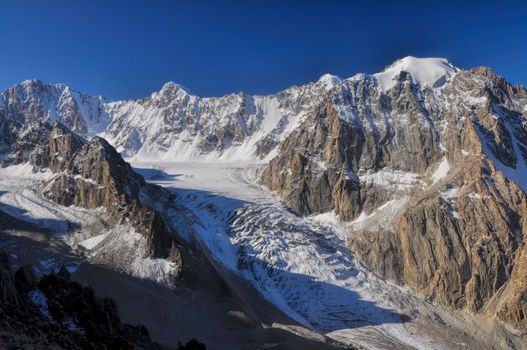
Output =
[
  {"x1": 2, "y1": 122, "x2": 184, "y2": 277},
  {"x1": 262, "y1": 61, "x2": 527, "y2": 331}
]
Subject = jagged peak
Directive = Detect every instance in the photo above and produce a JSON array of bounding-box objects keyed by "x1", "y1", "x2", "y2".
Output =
[
  {"x1": 88, "y1": 135, "x2": 113, "y2": 149},
  {"x1": 11, "y1": 79, "x2": 48, "y2": 96},
  {"x1": 83, "y1": 136, "x2": 122, "y2": 163},
  {"x1": 50, "y1": 122, "x2": 86, "y2": 146},
  {"x1": 373, "y1": 56, "x2": 459, "y2": 91},
  {"x1": 88, "y1": 136, "x2": 132, "y2": 161},
  {"x1": 19, "y1": 78, "x2": 45, "y2": 87},
  {"x1": 158, "y1": 81, "x2": 194, "y2": 96},
  {"x1": 7, "y1": 80, "x2": 103, "y2": 102},
  {"x1": 17, "y1": 79, "x2": 66, "y2": 92}
]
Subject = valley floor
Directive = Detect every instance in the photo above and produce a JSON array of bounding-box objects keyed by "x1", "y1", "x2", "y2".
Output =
[{"x1": 0, "y1": 162, "x2": 524, "y2": 349}]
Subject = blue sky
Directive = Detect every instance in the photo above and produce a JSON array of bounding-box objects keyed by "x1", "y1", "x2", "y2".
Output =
[{"x1": 0, "y1": 0, "x2": 525, "y2": 99}]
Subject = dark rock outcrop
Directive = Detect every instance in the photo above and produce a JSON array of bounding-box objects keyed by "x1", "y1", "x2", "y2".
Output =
[
  {"x1": 0, "y1": 252, "x2": 21, "y2": 307},
  {"x1": 0, "y1": 252, "x2": 165, "y2": 349},
  {"x1": 14, "y1": 265, "x2": 38, "y2": 294}
]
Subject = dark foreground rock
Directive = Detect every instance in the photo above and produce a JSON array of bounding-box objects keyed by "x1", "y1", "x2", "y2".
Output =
[{"x1": 0, "y1": 251, "x2": 205, "y2": 349}]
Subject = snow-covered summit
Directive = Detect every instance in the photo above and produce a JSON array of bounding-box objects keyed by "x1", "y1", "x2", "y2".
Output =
[
  {"x1": 1, "y1": 79, "x2": 109, "y2": 137},
  {"x1": 317, "y1": 73, "x2": 342, "y2": 89},
  {"x1": 158, "y1": 81, "x2": 194, "y2": 96},
  {"x1": 373, "y1": 56, "x2": 459, "y2": 91}
]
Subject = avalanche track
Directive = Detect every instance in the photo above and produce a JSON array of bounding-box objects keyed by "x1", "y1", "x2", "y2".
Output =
[{"x1": 132, "y1": 162, "x2": 496, "y2": 350}]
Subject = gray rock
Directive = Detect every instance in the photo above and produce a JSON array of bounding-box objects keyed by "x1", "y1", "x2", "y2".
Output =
[{"x1": 14, "y1": 265, "x2": 38, "y2": 294}]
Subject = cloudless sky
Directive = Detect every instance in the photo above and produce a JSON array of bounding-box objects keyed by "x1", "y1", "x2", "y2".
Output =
[{"x1": 0, "y1": 0, "x2": 526, "y2": 99}]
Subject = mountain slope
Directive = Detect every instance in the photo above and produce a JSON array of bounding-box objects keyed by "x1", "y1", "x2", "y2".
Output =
[{"x1": 261, "y1": 61, "x2": 527, "y2": 332}]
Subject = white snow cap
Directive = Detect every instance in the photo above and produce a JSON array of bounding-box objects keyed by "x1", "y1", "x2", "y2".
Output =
[
  {"x1": 317, "y1": 73, "x2": 342, "y2": 89},
  {"x1": 373, "y1": 56, "x2": 459, "y2": 91}
]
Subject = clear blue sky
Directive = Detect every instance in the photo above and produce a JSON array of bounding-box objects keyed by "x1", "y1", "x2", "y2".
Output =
[{"x1": 0, "y1": 0, "x2": 525, "y2": 100}]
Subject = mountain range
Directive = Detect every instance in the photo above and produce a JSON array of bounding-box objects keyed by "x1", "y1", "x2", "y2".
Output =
[{"x1": 1, "y1": 56, "x2": 526, "y2": 349}]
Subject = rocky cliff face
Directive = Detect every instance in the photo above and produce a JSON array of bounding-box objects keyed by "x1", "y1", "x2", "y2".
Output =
[
  {"x1": 261, "y1": 61, "x2": 527, "y2": 331},
  {"x1": 44, "y1": 125, "x2": 179, "y2": 259}
]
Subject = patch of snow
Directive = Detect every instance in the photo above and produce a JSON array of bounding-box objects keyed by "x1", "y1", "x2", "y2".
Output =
[
  {"x1": 441, "y1": 188, "x2": 459, "y2": 219},
  {"x1": 0, "y1": 163, "x2": 53, "y2": 181},
  {"x1": 477, "y1": 124, "x2": 527, "y2": 193},
  {"x1": 307, "y1": 156, "x2": 327, "y2": 171},
  {"x1": 350, "y1": 197, "x2": 409, "y2": 231},
  {"x1": 62, "y1": 318, "x2": 83, "y2": 334},
  {"x1": 79, "y1": 233, "x2": 109, "y2": 250},
  {"x1": 309, "y1": 211, "x2": 340, "y2": 225},
  {"x1": 29, "y1": 291, "x2": 83, "y2": 333},
  {"x1": 64, "y1": 262, "x2": 81, "y2": 273},
  {"x1": 82, "y1": 224, "x2": 180, "y2": 285},
  {"x1": 468, "y1": 192, "x2": 489, "y2": 200},
  {"x1": 432, "y1": 157, "x2": 450, "y2": 183},
  {"x1": 73, "y1": 175, "x2": 105, "y2": 188},
  {"x1": 29, "y1": 290, "x2": 53, "y2": 321},
  {"x1": 130, "y1": 257, "x2": 179, "y2": 284},
  {"x1": 440, "y1": 187, "x2": 459, "y2": 201},
  {"x1": 465, "y1": 95, "x2": 487, "y2": 106},
  {"x1": 39, "y1": 258, "x2": 56, "y2": 272},
  {"x1": 359, "y1": 169, "x2": 422, "y2": 192}
]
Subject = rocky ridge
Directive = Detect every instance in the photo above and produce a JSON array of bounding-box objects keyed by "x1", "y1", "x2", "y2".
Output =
[
  {"x1": 261, "y1": 63, "x2": 527, "y2": 332},
  {"x1": 2, "y1": 122, "x2": 186, "y2": 281},
  {"x1": 0, "y1": 75, "x2": 341, "y2": 162},
  {"x1": 44, "y1": 124, "x2": 180, "y2": 259}
]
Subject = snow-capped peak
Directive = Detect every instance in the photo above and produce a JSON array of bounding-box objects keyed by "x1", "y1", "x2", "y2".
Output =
[
  {"x1": 20, "y1": 78, "x2": 44, "y2": 87},
  {"x1": 16, "y1": 79, "x2": 68, "y2": 96},
  {"x1": 373, "y1": 56, "x2": 459, "y2": 91},
  {"x1": 317, "y1": 73, "x2": 342, "y2": 89},
  {"x1": 159, "y1": 81, "x2": 194, "y2": 96}
]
